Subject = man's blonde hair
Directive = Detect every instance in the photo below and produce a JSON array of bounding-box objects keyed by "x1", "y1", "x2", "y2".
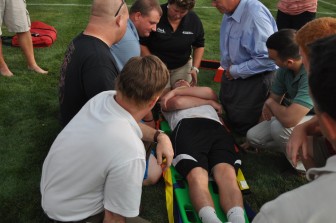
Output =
[
  {"x1": 296, "y1": 17, "x2": 336, "y2": 60},
  {"x1": 116, "y1": 55, "x2": 169, "y2": 107}
]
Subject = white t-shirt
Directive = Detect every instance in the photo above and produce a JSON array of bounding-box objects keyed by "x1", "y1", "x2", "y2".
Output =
[
  {"x1": 162, "y1": 104, "x2": 221, "y2": 130},
  {"x1": 253, "y1": 155, "x2": 336, "y2": 223},
  {"x1": 41, "y1": 91, "x2": 146, "y2": 221}
]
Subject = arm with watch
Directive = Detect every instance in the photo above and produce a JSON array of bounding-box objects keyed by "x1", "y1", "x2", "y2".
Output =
[
  {"x1": 190, "y1": 46, "x2": 204, "y2": 86},
  {"x1": 139, "y1": 123, "x2": 174, "y2": 171}
]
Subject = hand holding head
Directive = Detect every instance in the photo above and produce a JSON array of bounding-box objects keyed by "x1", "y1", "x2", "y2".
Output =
[{"x1": 173, "y1": 79, "x2": 191, "y2": 89}]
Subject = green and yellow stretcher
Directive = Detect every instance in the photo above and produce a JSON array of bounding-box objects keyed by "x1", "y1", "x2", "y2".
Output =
[{"x1": 160, "y1": 120, "x2": 253, "y2": 223}]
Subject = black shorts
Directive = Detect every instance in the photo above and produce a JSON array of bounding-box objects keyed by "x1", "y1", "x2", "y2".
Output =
[{"x1": 170, "y1": 118, "x2": 238, "y2": 178}]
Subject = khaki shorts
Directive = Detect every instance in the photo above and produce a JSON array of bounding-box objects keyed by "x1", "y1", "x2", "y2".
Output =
[
  {"x1": 165, "y1": 59, "x2": 192, "y2": 89},
  {"x1": 0, "y1": 0, "x2": 30, "y2": 35}
]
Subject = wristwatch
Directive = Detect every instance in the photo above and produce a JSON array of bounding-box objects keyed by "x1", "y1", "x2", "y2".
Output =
[
  {"x1": 191, "y1": 66, "x2": 199, "y2": 74},
  {"x1": 154, "y1": 130, "x2": 164, "y2": 143}
]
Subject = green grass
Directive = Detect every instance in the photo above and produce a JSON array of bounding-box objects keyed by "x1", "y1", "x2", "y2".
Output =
[{"x1": 0, "y1": 0, "x2": 335, "y2": 222}]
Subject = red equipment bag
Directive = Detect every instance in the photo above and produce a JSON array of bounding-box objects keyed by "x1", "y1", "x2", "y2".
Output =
[{"x1": 12, "y1": 21, "x2": 57, "y2": 48}]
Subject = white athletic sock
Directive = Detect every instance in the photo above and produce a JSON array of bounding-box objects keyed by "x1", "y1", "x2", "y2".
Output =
[
  {"x1": 198, "y1": 206, "x2": 222, "y2": 223},
  {"x1": 227, "y1": 206, "x2": 245, "y2": 223}
]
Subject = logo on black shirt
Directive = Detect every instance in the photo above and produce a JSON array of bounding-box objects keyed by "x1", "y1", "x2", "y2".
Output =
[
  {"x1": 157, "y1": 28, "x2": 166, "y2": 34},
  {"x1": 182, "y1": 31, "x2": 193, "y2": 35}
]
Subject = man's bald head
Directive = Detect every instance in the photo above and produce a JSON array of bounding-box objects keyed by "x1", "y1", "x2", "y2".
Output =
[
  {"x1": 91, "y1": 0, "x2": 126, "y2": 18},
  {"x1": 84, "y1": 0, "x2": 128, "y2": 46}
]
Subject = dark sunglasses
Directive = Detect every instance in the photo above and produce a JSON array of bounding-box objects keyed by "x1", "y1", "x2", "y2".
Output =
[{"x1": 115, "y1": 0, "x2": 126, "y2": 17}]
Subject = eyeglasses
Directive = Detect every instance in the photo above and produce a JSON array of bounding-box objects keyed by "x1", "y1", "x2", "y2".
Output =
[{"x1": 115, "y1": 0, "x2": 125, "y2": 17}]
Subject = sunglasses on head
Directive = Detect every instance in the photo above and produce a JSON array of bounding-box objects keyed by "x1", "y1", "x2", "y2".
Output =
[{"x1": 115, "y1": 0, "x2": 126, "y2": 17}]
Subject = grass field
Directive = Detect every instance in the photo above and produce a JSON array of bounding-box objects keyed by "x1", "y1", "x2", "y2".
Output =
[{"x1": 0, "y1": 0, "x2": 336, "y2": 222}]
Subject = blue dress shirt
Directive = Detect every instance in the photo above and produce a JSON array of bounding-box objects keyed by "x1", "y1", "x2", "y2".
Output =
[
  {"x1": 111, "y1": 20, "x2": 140, "y2": 71},
  {"x1": 220, "y1": 0, "x2": 278, "y2": 79}
]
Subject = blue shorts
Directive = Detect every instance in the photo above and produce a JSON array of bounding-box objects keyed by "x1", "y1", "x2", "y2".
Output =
[{"x1": 143, "y1": 149, "x2": 155, "y2": 179}]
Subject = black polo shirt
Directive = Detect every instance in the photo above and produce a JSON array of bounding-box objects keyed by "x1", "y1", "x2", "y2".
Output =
[{"x1": 140, "y1": 3, "x2": 205, "y2": 70}]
